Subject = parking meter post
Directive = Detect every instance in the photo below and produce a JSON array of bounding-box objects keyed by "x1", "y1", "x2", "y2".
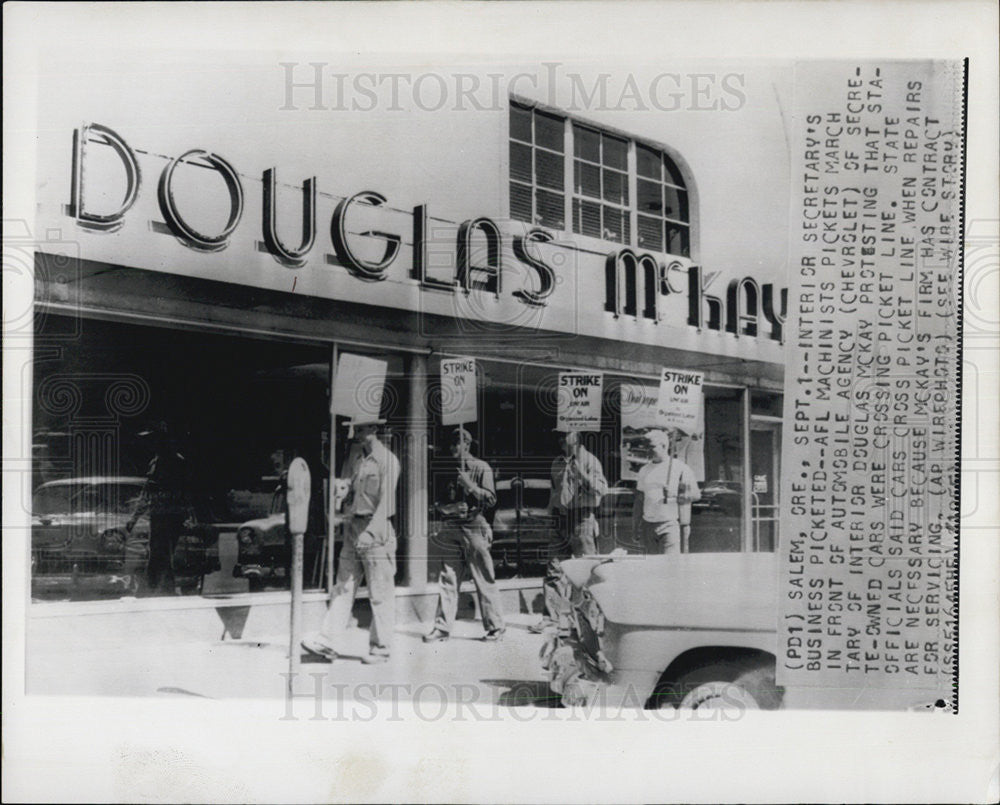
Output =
[
  {"x1": 289, "y1": 531, "x2": 304, "y2": 687},
  {"x1": 327, "y1": 522, "x2": 336, "y2": 602},
  {"x1": 285, "y1": 458, "x2": 311, "y2": 695}
]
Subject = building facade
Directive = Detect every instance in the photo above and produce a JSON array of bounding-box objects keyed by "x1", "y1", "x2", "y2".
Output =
[{"x1": 30, "y1": 67, "x2": 787, "y2": 602}]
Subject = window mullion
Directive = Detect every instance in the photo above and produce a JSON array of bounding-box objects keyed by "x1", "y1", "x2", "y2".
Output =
[
  {"x1": 627, "y1": 141, "x2": 638, "y2": 249},
  {"x1": 562, "y1": 116, "x2": 572, "y2": 233},
  {"x1": 530, "y1": 111, "x2": 538, "y2": 225}
]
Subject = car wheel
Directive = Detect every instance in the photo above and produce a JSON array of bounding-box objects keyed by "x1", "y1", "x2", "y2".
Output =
[
  {"x1": 175, "y1": 575, "x2": 204, "y2": 596},
  {"x1": 657, "y1": 660, "x2": 783, "y2": 711}
]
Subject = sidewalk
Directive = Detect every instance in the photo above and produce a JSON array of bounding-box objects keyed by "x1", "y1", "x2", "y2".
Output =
[{"x1": 27, "y1": 611, "x2": 556, "y2": 708}]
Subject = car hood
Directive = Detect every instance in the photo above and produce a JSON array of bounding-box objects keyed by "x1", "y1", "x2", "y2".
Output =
[
  {"x1": 560, "y1": 552, "x2": 779, "y2": 632},
  {"x1": 494, "y1": 507, "x2": 555, "y2": 525},
  {"x1": 240, "y1": 513, "x2": 285, "y2": 531},
  {"x1": 32, "y1": 512, "x2": 136, "y2": 544}
]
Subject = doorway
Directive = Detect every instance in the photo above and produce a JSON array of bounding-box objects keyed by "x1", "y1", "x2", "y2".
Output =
[{"x1": 749, "y1": 419, "x2": 781, "y2": 552}]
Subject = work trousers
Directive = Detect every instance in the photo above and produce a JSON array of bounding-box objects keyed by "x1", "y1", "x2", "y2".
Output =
[
  {"x1": 433, "y1": 514, "x2": 505, "y2": 634},
  {"x1": 639, "y1": 518, "x2": 681, "y2": 555},
  {"x1": 554, "y1": 509, "x2": 599, "y2": 559},
  {"x1": 147, "y1": 511, "x2": 184, "y2": 593},
  {"x1": 320, "y1": 515, "x2": 397, "y2": 653}
]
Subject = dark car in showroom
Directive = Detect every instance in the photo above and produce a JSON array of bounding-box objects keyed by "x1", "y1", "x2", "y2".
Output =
[
  {"x1": 232, "y1": 480, "x2": 328, "y2": 590},
  {"x1": 697, "y1": 479, "x2": 743, "y2": 517},
  {"x1": 31, "y1": 476, "x2": 219, "y2": 598},
  {"x1": 490, "y1": 477, "x2": 560, "y2": 574},
  {"x1": 489, "y1": 478, "x2": 637, "y2": 574}
]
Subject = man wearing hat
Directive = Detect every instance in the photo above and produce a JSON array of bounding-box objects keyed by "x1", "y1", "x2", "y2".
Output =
[
  {"x1": 632, "y1": 428, "x2": 700, "y2": 554},
  {"x1": 302, "y1": 416, "x2": 400, "y2": 664},
  {"x1": 548, "y1": 429, "x2": 608, "y2": 558},
  {"x1": 424, "y1": 427, "x2": 506, "y2": 642}
]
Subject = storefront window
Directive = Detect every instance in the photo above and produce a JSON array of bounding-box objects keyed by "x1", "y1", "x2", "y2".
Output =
[
  {"x1": 426, "y1": 356, "x2": 574, "y2": 578},
  {"x1": 421, "y1": 361, "x2": 758, "y2": 574},
  {"x1": 32, "y1": 315, "x2": 332, "y2": 600},
  {"x1": 695, "y1": 386, "x2": 746, "y2": 552},
  {"x1": 602, "y1": 377, "x2": 746, "y2": 552}
]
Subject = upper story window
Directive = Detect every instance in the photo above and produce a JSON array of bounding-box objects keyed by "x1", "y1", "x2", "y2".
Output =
[
  {"x1": 509, "y1": 100, "x2": 692, "y2": 257},
  {"x1": 572, "y1": 125, "x2": 630, "y2": 244},
  {"x1": 509, "y1": 102, "x2": 565, "y2": 230},
  {"x1": 636, "y1": 143, "x2": 690, "y2": 256}
]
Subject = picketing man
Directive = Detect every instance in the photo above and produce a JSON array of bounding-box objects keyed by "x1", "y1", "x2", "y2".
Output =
[
  {"x1": 302, "y1": 415, "x2": 400, "y2": 664},
  {"x1": 547, "y1": 429, "x2": 609, "y2": 558},
  {"x1": 424, "y1": 427, "x2": 506, "y2": 643},
  {"x1": 632, "y1": 427, "x2": 700, "y2": 554},
  {"x1": 528, "y1": 429, "x2": 609, "y2": 635}
]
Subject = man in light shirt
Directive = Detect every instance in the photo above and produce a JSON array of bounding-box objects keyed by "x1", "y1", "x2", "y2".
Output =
[
  {"x1": 632, "y1": 428, "x2": 700, "y2": 554},
  {"x1": 302, "y1": 416, "x2": 400, "y2": 664}
]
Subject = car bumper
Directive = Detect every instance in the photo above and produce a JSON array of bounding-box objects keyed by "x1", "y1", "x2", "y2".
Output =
[{"x1": 32, "y1": 572, "x2": 139, "y2": 595}]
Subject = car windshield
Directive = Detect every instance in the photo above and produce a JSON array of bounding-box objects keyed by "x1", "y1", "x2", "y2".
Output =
[
  {"x1": 521, "y1": 487, "x2": 551, "y2": 509},
  {"x1": 33, "y1": 482, "x2": 144, "y2": 516}
]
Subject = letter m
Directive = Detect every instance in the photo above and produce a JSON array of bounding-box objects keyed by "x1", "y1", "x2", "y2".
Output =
[{"x1": 605, "y1": 249, "x2": 659, "y2": 320}]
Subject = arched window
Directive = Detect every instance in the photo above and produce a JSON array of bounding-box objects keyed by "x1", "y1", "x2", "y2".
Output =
[
  {"x1": 635, "y1": 144, "x2": 690, "y2": 257},
  {"x1": 509, "y1": 100, "x2": 693, "y2": 258}
]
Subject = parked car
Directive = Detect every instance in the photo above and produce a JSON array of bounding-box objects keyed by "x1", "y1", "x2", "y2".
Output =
[
  {"x1": 541, "y1": 552, "x2": 784, "y2": 710},
  {"x1": 490, "y1": 479, "x2": 638, "y2": 573},
  {"x1": 596, "y1": 485, "x2": 637, "y2": 553},
  {"x1": 490, "y1": 478, "x2": 558, "y2": 574},
  {"x1": 232, "y1": 482, "x2": 325, "y2": 590},
  {"x1": 541, "y1": 551, "x2": 946, "y2": 711},
  {"x1": 31, "y1": 476, "x2": 219, "y2": 598},
  {"x1": 620, "y1": 427, "x2": 655, "y2": 476},
  {"x1": 697, "y1": 479, "x2": 742, "y2": 516}
]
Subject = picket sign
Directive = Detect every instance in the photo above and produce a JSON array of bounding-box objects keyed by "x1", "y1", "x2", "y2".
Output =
[
  {"x1": 440, "y1": 357, "x2": 477, "y2": 426},
  {"x1": 331, "y1": 353, "x2": 387, "y2": 421},
  {"x1": 556, "y1": 372, "x2": 603, "y2": 432},
  {"x1": 656, "y1": 367, "x2": 704, "y2": 433}
]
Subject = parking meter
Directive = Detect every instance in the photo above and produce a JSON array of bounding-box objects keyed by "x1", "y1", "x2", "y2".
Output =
[
  {"x1": 286, "y1": 458, "x2": 310, "y2": 689},
  {"x1": 286, "y1": 458, "x2": 311, "y2": 535}
]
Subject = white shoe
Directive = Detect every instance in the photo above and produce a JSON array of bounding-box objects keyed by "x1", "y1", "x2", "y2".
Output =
[{"x1": 301, "y1": 636, "x2": 337, "y2": 661}]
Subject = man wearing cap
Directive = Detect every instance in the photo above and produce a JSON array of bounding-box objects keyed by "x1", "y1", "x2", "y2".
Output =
[
  {"x1": 548, "y1": 430, "x2": 608, "y2": 558},
  {"x1": 528, "y1": 429, "x2": 610, "y2": 635},
  {"x1": 424, "y1": 427, "x2": 506, "y2": 642},
  {"x1": 302, "y1": 417, "x2": 400, "y2": 664},
  {"x1": 632, "y1": 428, "x2": 700, "y2": 555}
]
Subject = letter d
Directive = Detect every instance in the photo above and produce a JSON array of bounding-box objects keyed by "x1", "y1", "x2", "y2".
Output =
[{"x1": 70, "y1": 123, "x2": 141, "y2": 232}]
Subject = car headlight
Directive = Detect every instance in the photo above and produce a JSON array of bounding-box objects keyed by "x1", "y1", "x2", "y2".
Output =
[
  {"x1": 237, "y1": 527, "x2": 258, "y2": 547},
  {"x1": 100, "y1": 528, "x2": 127, "y2": 553}
]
